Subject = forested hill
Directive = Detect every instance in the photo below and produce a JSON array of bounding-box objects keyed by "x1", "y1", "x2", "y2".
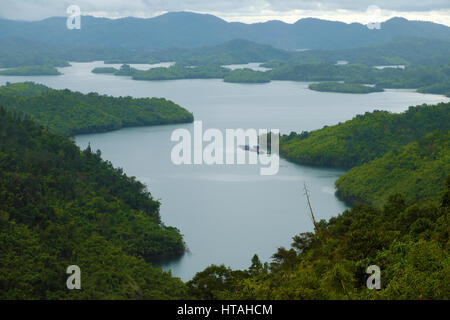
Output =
[
  {"x1": 336, "y1": 131, "x2": 450, "y2": 206},
  {"x1": 0, "y1": 110, "x2": 189, "y2": 299},
  {"x1": 0, "y1": 82, "x2": 194, "y2": 136},
  {"x1": 280, "y1": 102, "x2": 450, "y2": 168}
]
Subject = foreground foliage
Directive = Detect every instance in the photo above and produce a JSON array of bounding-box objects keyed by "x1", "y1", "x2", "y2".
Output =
[
  {"x1": 0, "y1": 111, "x2": 189, "y2": 299},
  {"x1": 188, "y1": 178, "x2": 450, "y2": 299}
]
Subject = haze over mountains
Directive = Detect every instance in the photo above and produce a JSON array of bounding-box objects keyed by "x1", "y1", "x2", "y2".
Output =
[{"x1": 1, "y1": 11, "x2": 450, "y2": 50}]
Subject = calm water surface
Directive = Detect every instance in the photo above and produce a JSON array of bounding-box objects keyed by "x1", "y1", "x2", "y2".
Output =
[{"x1": 1, "y1": 62, "x2": 448, "y2": 280}]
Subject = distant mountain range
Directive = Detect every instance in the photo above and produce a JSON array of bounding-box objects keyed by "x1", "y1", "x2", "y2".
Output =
[{"x1": 1, "y1": 11, "x2": 450, "y2": 50}]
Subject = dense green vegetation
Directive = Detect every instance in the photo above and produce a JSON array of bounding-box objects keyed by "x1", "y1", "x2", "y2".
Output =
[
  {"x1": 91, "y1": 67, "x2": 118, "y2": 74},
  {"x1": 0, "y1": 65, "x2": 61, "y2": 76},
  {"x1": 280, "y1": 103, "x2": 450, "y2": 168},
  {"x1": 0, "y1": 81, "x2": 50, "y2": 96},
  {"x1": 223, "y1": 69, "x2": 270, "y2": 83},
  {"x1": 335, "y1": 131, "x2": 450, "y2": 206},
  {"x1": 0, "y1": 82, "x2": 194, "y2": 136},
  {"x1": 188, "y1": 178, "x2": 450, "y2": 299},
  {"x1": 0, "y1": 110, "x2": 189, "y2": 299},
  {"x1": 309, "y1": 82, "x2": 383, "y2": 94}
]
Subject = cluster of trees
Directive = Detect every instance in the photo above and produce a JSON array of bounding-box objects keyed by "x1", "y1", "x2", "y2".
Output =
[
  {"x1": 188, "y1": 177, "x2": 450, "y2": 299},
  {"x1": 170, "y1": 39, "x2": 292, "y2": 66},
  {"x1": 0, "y1": 82, "x2": 194, "y2": 136},
  {"x1": 0, "y1": 65, "x2": 61, "y2": 76},
  {"x1": 308, "y1": 82, "x2": 383, "y2": 94},
  {"x1": 0, "y1": 110, "x2": 189, "y2": 299}
]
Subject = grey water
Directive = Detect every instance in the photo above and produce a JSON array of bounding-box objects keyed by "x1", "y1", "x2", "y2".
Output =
[{"x1": 1, "y1": 61, "x2": 448, "y2": 281}]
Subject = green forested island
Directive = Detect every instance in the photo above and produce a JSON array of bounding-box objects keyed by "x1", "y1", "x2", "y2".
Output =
[
  {"x1": 0, "y1": 65, "x2": 61, "y2": 76},
  {"x1": 0, "y1": 110, "x2": 189, "y2": 299},
  {"x1": 132, "y1": 64, "x2": 230, "y2": 80},
  {"x1": 0, "y1": 82, "x2": 194, "y2": 136},
  {"x1": 91, "y1": 67, "x2": 118, "y2": 74},
  {"x1": 223, "y1": 69, "x2": 271, "y2": 83},
  {"x1": 309, "y1": 82, "x2": 383, "y2": 94}
]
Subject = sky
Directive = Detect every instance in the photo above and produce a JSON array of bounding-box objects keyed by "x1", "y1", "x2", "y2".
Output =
[{"x1": 1, "y1": 0, "x2": 449, "y2": 26}]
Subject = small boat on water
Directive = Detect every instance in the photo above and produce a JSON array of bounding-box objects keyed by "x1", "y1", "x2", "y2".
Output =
[{"x1": 238, "y1": 144, "x2": 264, "y2": 154}]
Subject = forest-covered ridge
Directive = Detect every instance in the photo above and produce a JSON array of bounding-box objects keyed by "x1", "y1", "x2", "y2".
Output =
[
  {"x1": 0, "y1": 82, "x2": 194, "y2": 136},
  {"x1": 280, "y1": 102, "x2": 450, "y2": 168},
  {"x1": 0, "y1": 110, "x2": 189, "y2": 299},
  {"x1": 0, "y1": 65, "x2": 61, "y2": 76},
  {"x1": 308, "y1": 82, "x2": 383, "y2": 94},
  {"x1": 335, "y1": 130, "x2": 450, "y2": 206}
]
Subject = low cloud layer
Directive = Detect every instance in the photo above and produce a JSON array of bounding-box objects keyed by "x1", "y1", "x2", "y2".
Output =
[{"x1": 1, "y1": 0, "x2": 449, "y2": 26}]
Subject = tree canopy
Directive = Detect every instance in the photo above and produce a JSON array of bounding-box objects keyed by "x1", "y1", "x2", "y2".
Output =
[
  {"x1": 0, "y1": 110, "x2": 189, "y2": 299},
  {"x1": 0, "y1": 82, "x2": 194, "y2": 136}
]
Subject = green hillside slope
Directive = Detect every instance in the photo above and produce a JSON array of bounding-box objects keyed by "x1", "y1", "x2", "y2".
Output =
[
  {"x1": 280, "y1": 102, "x2": 450, "y2": 168},
  {"x1": 335, "y1": 131, "x2": 450, "y2": 206},
  {"x1": 0, "y1": 82, "x2": 194, "y2": 136},
  {"x1": 0, "y1": 110, "x2": 188, "y2": 299}
]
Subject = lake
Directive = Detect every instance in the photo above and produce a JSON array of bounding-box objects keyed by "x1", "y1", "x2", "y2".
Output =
[{"x1": 1, "y1": 61, "x2": 448, "y2": 280}]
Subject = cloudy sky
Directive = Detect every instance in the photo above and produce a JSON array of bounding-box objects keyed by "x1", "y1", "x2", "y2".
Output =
[{"x1": 1, "y1": 0, "x2": 449, "y2": 26}]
